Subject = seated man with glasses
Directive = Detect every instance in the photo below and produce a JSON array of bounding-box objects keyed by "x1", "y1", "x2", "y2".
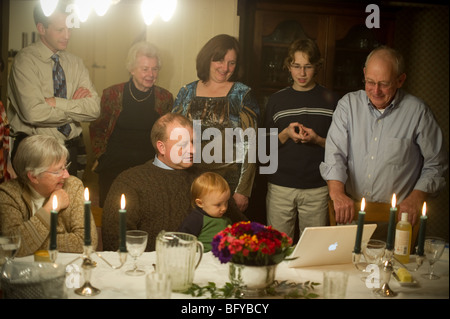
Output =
[
  {"x1": 0, "y1": 135, "x2": 98, "y2": 257},
  {"x1": 320, "y1": 46, "x2": 448, "y2": 228}
]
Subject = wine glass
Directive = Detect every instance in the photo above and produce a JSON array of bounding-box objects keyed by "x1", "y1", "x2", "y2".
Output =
[
  {"x1": 422, "y1": 237, "x2": 446, "y2": 280},
  {"x1": 0, "y1": 233, "x2": 21, "y2": 266},
  {"x1": 125, "y1": 230, "x2": 148, "y2": 276},
  {"x1": 363, "y1": 240, "x2": 386, "y2": 265},
  {"x1": 361, "y1": 239, "x2": 386, "y2": 283}
]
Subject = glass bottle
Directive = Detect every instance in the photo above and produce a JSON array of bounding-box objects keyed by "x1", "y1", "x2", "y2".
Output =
[{"x1": 394, "y1": 213, "x2": 412, "y2": 264}]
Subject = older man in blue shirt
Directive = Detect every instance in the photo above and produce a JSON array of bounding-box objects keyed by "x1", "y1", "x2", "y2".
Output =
[{"x1": 320, "y1": 46, "x2": 448, "y2": 226}]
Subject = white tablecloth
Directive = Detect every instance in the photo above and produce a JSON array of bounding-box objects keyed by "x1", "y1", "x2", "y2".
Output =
[{"x1": 13, "y1": 248, "x2": 449, "y2": 300}]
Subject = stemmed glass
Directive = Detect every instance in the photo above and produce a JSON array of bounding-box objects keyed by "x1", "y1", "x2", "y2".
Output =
[
  {"x1": 361, "y1": 239, "x2": 386, "y2": 283},
  {"x1": 125, "y1": 230, "x2": 148, "y2": 276},
  {"x1": 0, "y1": 233, "x2": 21, "y2": 266},
  {"x1": 364, "y1": 240, "x2": 386, "y2": 265},
  {"x1": 422, "y1": 237, "x2": 446, "y2": 280}
]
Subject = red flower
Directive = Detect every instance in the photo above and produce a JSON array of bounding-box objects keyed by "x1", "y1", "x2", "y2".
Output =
[{"x1": 211, "y1": 221, "x2": 293, "y2": 266}]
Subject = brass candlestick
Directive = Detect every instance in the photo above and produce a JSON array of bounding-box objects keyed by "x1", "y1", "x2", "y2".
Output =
[
  {"x1": 384, "y1": 249, "x2": 394, "y2": 262},
  {"x1": 49, "y1": 249, "x2": 58, "y2": 263},
  {"x1": 74, "y1": 246, "x2": 100, "y2": 296},
  {"x1": 95, "y1": 250, "x2": 128, "y2": 269},
  {"x1": 73, "y1": 245, "x2": 128, "y2": 297}
]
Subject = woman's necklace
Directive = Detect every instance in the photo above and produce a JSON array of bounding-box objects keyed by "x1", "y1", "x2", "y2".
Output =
[{"x1": 129, "y1": 82, "x2": 153, "y2": 102}]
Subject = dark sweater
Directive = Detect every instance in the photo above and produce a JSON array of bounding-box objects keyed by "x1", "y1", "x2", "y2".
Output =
[
  {"x1": 102, "y1": 160, "x2": 247, "y2": 251},
  {"x1": 265, "y1": 85, "x2": 337, "y2": 189}
]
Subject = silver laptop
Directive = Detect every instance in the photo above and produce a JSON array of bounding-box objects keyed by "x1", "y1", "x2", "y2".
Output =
[{"x1": 287, "y1": 224, "x2": 377, "y2": 268}]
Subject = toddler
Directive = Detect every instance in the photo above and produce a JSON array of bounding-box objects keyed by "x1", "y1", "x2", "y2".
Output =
[{"x1": 179, "y1": 172, "x2": 232, "y2": 252}]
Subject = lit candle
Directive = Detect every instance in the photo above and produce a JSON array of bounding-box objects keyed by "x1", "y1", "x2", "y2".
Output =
[
  {"x1": 119, "y1": 194, "x2": 127, "y2": 252},
  {"x1": 417, "y1": 202, "x2": 427, "y2": 256},
  {"x1": 84, "y1": 188, "x2": 91, "y2": 246},
  {"x1": 354, "y1": 198, "x2": 366, "y2": 254},
  {"x1": 49, "y1": 195, "x2": 58, "y2": 250},
  {"x1": 386, "y1": 194, "x2": 397, "y2": 250}
]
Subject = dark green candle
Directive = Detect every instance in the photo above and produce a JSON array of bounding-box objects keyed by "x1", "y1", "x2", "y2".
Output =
[
  {"x1": 354, "y1": 198, "x2": 366, "y2": 254},
  {"x1": 84, "y1": 188, "x2": 91, "y2": 246},
  {"x1": 119, "y1": 194, "x2": 127, "y2": 252},
  {"x1": 49, "y1": 195, "x2": 58, "y2": 250},
  {"x1": 386, "y1": 194, "x2": 397, "y2": 250},
  {"x1": 417, "y1": 202, "x2": 427, "y2": 256}
]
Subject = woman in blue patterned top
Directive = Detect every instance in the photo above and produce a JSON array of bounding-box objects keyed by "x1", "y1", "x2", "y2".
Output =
[{"x1": 173, "y1": 34, "x2": 259, "y2": 213}]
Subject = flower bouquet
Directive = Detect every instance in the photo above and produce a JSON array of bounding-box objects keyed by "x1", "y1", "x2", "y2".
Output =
[{"x1": 211, "y1": 221, "x2": 294, "y2": 266}]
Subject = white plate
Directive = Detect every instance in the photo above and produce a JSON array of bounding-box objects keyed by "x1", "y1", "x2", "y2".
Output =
[{"x1": 393, "y1": 271, "x2": 419, "y2": 287}]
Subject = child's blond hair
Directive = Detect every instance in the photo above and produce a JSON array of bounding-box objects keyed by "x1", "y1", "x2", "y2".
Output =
[{"x1": 191, "y1": 172, "x2": 230, "y2": 208}]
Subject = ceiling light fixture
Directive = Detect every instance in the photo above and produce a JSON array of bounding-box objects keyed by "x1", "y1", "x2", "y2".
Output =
[
  {"x1": 40, "y1": 0, "x2": 59, "y2": 16},
  {"x1": 159, "y1": 0, "x2": 177, "y2": 22},
  {"x1": 40, "y1": 0, "x2": 175, "y2": 25},
  {"x1": 141, "y1": 0, "x2": 177, "y2": 26},
  {"x1": 93, "y1": 0, "x2": 113, "y2": 16},
  {"x1": 74, "y1": 0, "x2": 92, "y2": 22}
]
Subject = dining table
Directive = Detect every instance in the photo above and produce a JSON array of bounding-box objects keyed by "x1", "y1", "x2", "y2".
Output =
[{"x1": 10, "y1": 246, "x2": 449, "y2": 301}]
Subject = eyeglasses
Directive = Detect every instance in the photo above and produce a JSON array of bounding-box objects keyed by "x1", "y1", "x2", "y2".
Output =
[
  {"x1": 290, "y1": 64, "x2": 314, "y2": 72},
  {"x1": 44, "y1": 162, "x2": 71, "y2": 177},
  {"x1": 364, "y1": 79, "x2": 392, "y2": 90}
]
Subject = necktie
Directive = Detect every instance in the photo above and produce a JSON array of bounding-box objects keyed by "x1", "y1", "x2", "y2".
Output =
[{"x1": 52, "y1": 54, "x2": 71, "y2": 137}]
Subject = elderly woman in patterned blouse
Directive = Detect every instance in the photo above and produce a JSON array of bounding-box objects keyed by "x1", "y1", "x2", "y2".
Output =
[{"x1": 0, "y1": 135, "x2": 97, "y2": 256}]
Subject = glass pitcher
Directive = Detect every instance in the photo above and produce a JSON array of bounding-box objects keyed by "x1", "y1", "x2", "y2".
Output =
[{"x1": 155, "y1": 231, "x2": 203, "y2": 292}]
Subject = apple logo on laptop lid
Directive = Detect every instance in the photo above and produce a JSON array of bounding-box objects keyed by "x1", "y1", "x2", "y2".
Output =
[{"x1": 328, "y1": 242, "x2": 338, "y2": 251}]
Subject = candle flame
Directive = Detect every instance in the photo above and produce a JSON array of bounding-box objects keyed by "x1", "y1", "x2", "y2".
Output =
[
  {"x1": 120, "y1": 194, "x2": 126, "y2": 210},
  {"x1": 422, "y1": 202, "x2": 427, "y2": 217},
  {"x1": 391, "y1": 193, "x2": 396, "y2": 208},
  {"x1": 361, "y1": 197, "x2": 365, "y2": 211},
  {"x1": 52, "y1": 195, "x2": 58, "y2": 211},
  {"x1": 84, "y1": 187, "x2": 89, "y2": 201}
]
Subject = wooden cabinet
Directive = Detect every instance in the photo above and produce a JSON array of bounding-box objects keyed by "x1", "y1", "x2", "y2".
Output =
[
  {"x1": 238, "y1": 0, "x2": 396, "y2": 110},
  {"x1": 255, "y1": 11, "x2": 328, "y2": 93}
]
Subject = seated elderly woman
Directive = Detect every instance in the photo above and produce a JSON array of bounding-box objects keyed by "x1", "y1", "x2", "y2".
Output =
[{"x1": 0, "y1": 135, "x2": 97, "y2": 256}]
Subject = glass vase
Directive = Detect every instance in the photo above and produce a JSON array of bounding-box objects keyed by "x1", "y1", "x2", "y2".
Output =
[{"x1": 229, "y1": 262, "x2": 278, "y2": 297}]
